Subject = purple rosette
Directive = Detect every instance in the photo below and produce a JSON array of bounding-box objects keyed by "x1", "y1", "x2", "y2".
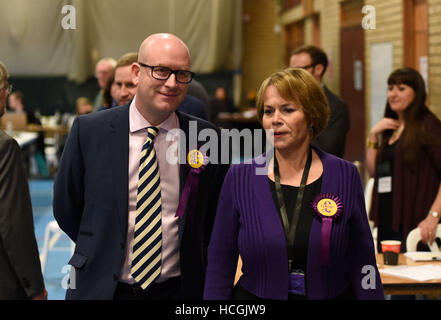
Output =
[
  {"x1": 312, "y1": 193, "x2": 343, "y2": 266},
  {"x1": 175, "y1": 151, "x2": 208, "y2": 222}
]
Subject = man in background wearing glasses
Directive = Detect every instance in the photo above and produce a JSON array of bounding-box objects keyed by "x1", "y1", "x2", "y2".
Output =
[
  {"x1": 290, "y1": 45, "x2": 350, "y2": 158},
  {"x1": 53, "y1": 34, "x2": 229, "y2": 300},
  {"x1": 0, "y1": 61, "x2": 47, "y2": 300}
]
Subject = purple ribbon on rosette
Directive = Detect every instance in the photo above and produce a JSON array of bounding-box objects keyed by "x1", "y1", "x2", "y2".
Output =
[
  {"x1": 312, "y1": 193, "x2": 343, "y2": 266},
  {"x1": 175, "y1": 152, "x2": 208, "y2": 222}
]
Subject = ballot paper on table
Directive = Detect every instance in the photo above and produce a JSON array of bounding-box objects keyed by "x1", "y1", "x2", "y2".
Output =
[
  {"x1": 379, "y1": 264, "x2": 441, "y2": 282},
  {"x1": 405, "y1": 252, "x2": 441, "y2": 262}
]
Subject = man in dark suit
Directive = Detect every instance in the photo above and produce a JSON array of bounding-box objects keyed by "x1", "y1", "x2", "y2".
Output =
[
  {"x1": 0, "y1": 61, "x2": 46, "y2": 300},
  {"x1": 290, "y1": 45, "x2": 350, "y2": 158},
  {"x1": 53, "y1": 34, "x2": 229, "y2": 300}
]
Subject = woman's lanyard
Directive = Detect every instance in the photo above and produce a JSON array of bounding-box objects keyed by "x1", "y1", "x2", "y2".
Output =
[{"x1": 274, "y1": 148, "x2": 312, "y2": 270}]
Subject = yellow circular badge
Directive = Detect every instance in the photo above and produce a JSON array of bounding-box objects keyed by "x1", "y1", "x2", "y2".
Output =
[
  {"x1": 187, "y1": 149, "x2": 204, "y2": 168},
  {"x1": 317, "y1": 199, "x2": 338, "y2": 217}
]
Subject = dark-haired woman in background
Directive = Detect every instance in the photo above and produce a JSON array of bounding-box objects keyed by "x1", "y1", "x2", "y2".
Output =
[{"x1": 367, "y1": 67, "x2": 441, "y2": 252}]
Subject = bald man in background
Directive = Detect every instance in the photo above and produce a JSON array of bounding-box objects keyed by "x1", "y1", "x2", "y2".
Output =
[
  {"x1": 94, "y1": 57, "x2": 117, "y2": 110},
  {"x1": 54, "y1": 34, "x2": 229, "y2": 300}
]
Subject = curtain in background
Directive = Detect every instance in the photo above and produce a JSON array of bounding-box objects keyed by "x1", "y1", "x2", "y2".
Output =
[
  {"x1": 0, "y1": 0, "x2": 240, "y2": 83},
  {"x1": 0, "y1": 0, "x2": 71, "y2": 76}
]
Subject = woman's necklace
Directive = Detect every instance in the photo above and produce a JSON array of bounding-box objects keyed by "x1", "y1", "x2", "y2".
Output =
[{"x1": 390, "y1": 124, "x2": 404, "y2": 143}]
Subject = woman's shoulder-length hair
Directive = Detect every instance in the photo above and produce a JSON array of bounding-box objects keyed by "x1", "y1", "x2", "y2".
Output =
[{"x1": 255, "y1": 67, "x2": 330, "y2": 141}]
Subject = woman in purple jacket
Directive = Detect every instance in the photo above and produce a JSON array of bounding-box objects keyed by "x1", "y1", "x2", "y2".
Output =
[{"x1": 204, "y1": 68, "x2": 383, "y2": 300}]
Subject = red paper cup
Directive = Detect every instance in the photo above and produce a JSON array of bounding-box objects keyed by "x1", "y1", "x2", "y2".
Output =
[
  {"x1": 381, "y1": 240, "x2": 401, "y2": 253},
  {"x1": 381, "y1": 240, "x2": 401, "y2": 265}
]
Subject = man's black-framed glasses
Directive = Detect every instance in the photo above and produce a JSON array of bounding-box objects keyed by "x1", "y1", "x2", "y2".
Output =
[{"x1": 138, "y1": 62, "x2": 194, "y2": 84}]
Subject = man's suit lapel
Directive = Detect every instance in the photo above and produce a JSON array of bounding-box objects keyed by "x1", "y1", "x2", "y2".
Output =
[
  {"x1": 323, "y1": 85, "x2": 336, "y2": 108},
  {"x1": 176, "y1": 111, "x2": 191, "y2": 241},
  {"x1": 109, "y1": 105, "x2": 130, "y2": 238}
]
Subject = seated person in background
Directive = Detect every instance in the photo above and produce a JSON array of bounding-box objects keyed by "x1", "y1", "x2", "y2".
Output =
[
  {"x1": 8, "y1": 90, "x2": 48, "y2": 177},
  {"x1": 209, "y1": 86, "x2": 237, "y2": 125},
  {"x1": 214, "y1": 87, "x2": 237, "y2": 112},
  {"x1": 67, "y1": 97, "x2": 94, "y2": 129},
  {"x1": 76, "y1": 97, "x2": 94, "y2": 115},
  {"x1": 8, "y1": 91, "x2": 40, "y2": 125},
  {"x1": 245, "y1": 89, "x2": 257, "y2": 109}
]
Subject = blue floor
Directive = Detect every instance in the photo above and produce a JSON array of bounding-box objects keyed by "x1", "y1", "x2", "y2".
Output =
[{"x1": 30, "y1": 179, "x2": 71, "y2": 300}]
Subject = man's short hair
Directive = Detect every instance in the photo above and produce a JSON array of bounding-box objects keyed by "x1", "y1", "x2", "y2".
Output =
[
  {"x1": 291, "y1": 45, "x2": 328, "y2": 77},
  {"x1": 116, "y1": 52, "x2": 138, "y2": 69},
  {"x1": 0, "y1": 61, "x2": 9, "y2": 88}
]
